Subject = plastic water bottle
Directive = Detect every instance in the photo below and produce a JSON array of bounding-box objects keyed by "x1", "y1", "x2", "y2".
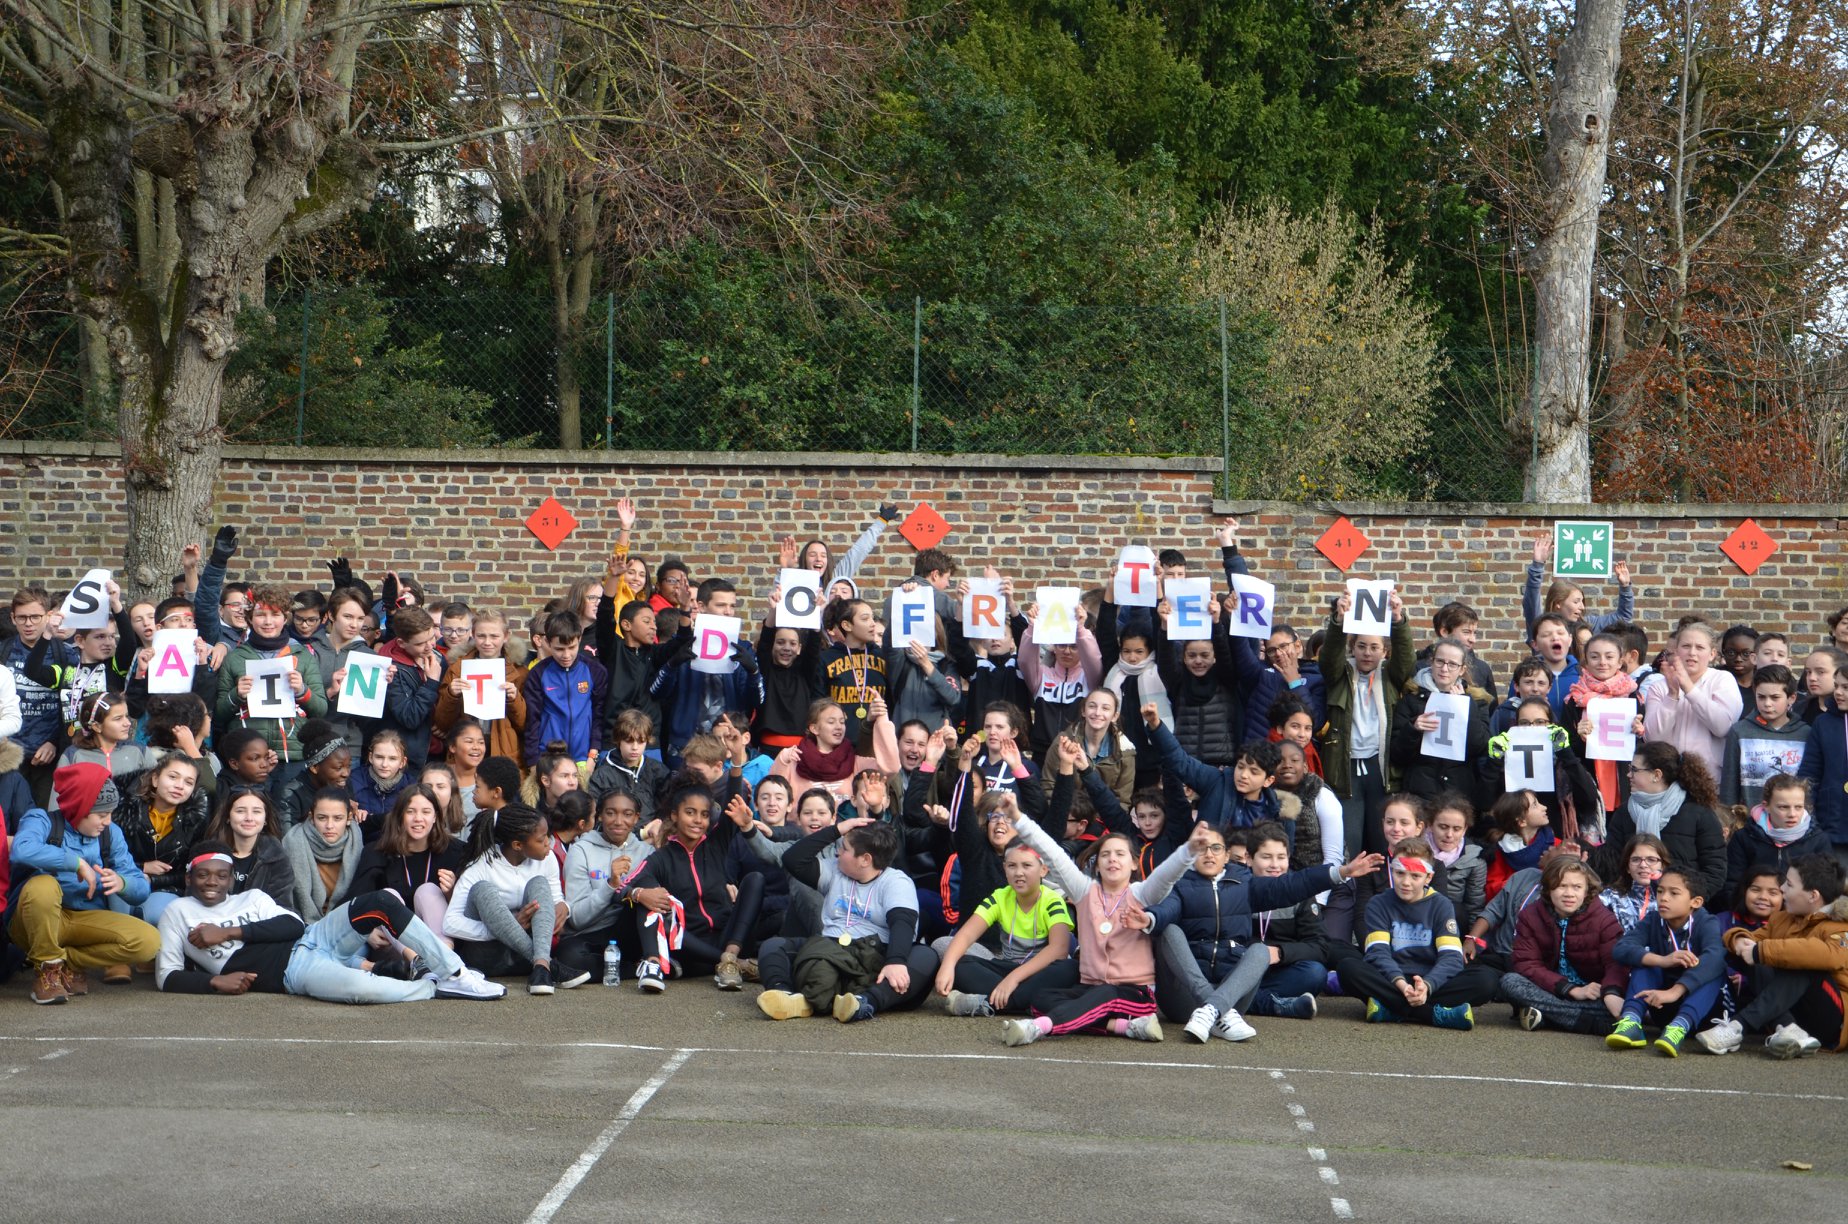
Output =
[{"x1": 602, "y1": 941, "x2": 622, "y2": 987}]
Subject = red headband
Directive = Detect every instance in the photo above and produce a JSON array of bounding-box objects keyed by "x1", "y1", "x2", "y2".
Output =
[
  {"x1": 1396, "y1": 855, "x2": 1433, "y2": 874},
  {"x1": 189, "y1": 851, "x2": 233, "y2": 870}
]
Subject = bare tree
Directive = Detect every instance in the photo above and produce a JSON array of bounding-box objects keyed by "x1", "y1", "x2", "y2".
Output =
[
  {"x1": 1524, "y1": 0, "x2": 1624, "y2": 501},
  {"x1": 0, "y1": 0, "x2": 902, "y2": 593}
]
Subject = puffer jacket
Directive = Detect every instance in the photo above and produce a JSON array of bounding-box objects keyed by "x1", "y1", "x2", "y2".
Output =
[
  {"x1": 1511, "y1": 895, "x2": 1628, "y2": 997},
  {"x1": 1150, "y1": 862, "x2": 1342, "y2": 978}
]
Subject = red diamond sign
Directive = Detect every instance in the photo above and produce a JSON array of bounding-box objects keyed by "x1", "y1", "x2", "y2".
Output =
[
  {"x1": 1721, "y1": 518, "x2": 1777, "y2": 575},
  {"x1": 1315, "y1": 516, "x2": 1370, "y2": 572},
  {"x1": 899, "y1": 503, "x2": 950, "y2": 551},
  {"x1": 525, "y1": 496, "x2": 579, "y2": 551}
]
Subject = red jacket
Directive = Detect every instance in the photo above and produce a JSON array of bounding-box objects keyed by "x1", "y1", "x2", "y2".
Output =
[{"x1": 1511, "y1": 895, "x2": 1629, "y2": 997}]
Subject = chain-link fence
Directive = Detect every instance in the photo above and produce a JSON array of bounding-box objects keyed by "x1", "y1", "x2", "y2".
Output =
[{"x1": 2, "y1": 274, "x2": 1542, "y2": 500}]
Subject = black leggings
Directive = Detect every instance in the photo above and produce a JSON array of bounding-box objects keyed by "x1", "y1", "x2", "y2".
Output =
[
  {"x1": 952, "y1": 956, "x2": 1080, "y2": 1014},
  {"x1": 672, "y1": 873, "x2": 766, "y2": 972},
  {"x1": 1337, "y1": 950, "x2": 1499, "y2": 1023}
]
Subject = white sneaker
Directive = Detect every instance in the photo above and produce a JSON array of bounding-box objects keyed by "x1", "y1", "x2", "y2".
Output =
[
  {"x1": 1212, "y1": 1009, "x2": 1258, "y2": 1042},
  {"x1": 946, "y1": 990, "x2": 996, "y2": 1017},
  {"x1": 1002, "y1": 1018, "x2": 1043, "y2": 1047},
  {"x1": 1517, "y1": 1006, "x2": 1545, "y2": 1032},
  {"x1": 1767, "y1": 1022, "x2": 1821, "y2": 1060},
  {"x1": 432, "y1": 967, "x2": 506, "y2": 1000},
  {"x1": 1125, "y1": 1014, "x2": 1164, "y2": 1042},
  {"x1": 1184, "y1": 1004, "x2": 1220, "y2": 1043},
  {"x1": 1694, "y1": 1018, "x2": 1742, "y2": 1055}
]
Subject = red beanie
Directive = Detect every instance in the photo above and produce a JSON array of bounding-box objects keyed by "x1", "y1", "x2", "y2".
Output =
[{"x1": 53, "y1": 762, "x2": 115, "y2": 827}]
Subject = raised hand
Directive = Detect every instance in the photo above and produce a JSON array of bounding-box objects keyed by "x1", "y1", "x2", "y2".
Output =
[{"x1": 615, "y1": 496, "x2": 638, "y2": 530}]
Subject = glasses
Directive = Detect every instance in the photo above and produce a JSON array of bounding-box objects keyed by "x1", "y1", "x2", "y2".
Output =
[
  {"x1": 158, "y1": 614, "x2": 194, "y2": 627},
  {"x1": 1628, "y1": 855, "x2": 1664, "y2": 867},
  {"x1": 1516, "y1": 718, "x2": 1550, "y2": 727},
  {"x1": 661, "y1": 575, "x2": 689, "y2": 588},
  {"x1": 12, "y1": 612, "x2": 44, "y2": 624},
  {"x1": 1627, "y1": 765, "x2": 1656, "y2": 775},
  {"x1": 1194, "y1": 844, "x2": 1228, "y2": 856},
  {"x1": 1430, "y1": 658, "x2": 1463, "y2": 671}
]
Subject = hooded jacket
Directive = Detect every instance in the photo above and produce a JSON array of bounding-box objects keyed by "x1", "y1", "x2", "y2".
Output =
[
  {"x1": 586, "y1": 752, "x2": 669, "y2": 823},
  {"x1": 1317, "y1": 609, "x2": 1417, "y2": 798},
  {"x1": 1725, "y1": 895, "x2": 1848, "y2": 1051},
  {"x1": 215, "y1": 640, "x2": 327, "y2": 761},
  {"x1": 9, "y1": 805, "x2": 150, "y2": 913},
  {"x1": 0, "y1": 737, "x2": 33, "y2": 834},
  {"x1": 1150, "y1": 862, "x2": 1344, "y2": 978},
  {"x1": 563, "y1": 827, "x2": 655, "y2": 934},
  {"x1": 1719, "y1": 714, "x2": 1809, "y2": 807}
]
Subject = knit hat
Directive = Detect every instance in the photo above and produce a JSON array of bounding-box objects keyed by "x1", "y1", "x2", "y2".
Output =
[{"x1": 53, "y1": 762, "x2": 119, "y2": 827}]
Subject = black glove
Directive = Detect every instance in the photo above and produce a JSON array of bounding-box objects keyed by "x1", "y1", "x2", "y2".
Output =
[
  {"x1": 327, "y1": 558, "x2": 354, "y2": 590},
  {"x1": 878, "y1": 502, "x2": 901, "y2": 524},
  {"x1": 381, "y1": 572, "x2": 399, "y2": 612},
  {"x1": 733, "y1": 641, "x2": 759, "y2": 675},
  {"x1": 209, "y1": 526, "x2": 238, "y2": 567}
]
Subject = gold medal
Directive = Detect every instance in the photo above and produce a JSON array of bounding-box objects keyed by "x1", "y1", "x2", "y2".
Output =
[
  {"x1": 838, "y1": 932, "x2": 852, "y2": 946},
  {"x1": 1098, "y1": 921, "x2": 1114, "y2": 935},
  {"x1": 856, "y1": 706, "x2": 868, "y2": 721}
]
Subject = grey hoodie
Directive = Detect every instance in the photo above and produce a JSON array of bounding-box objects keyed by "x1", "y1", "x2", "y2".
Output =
[{"x1": 563, "y1": 828, "x2": 654, "y2": 934}]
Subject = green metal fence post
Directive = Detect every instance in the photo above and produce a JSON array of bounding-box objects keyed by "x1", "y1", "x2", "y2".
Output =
[
  {"x1": 605, "y1": 291, "x2": 615, "y2": 450},
  {"x1": 295, "y1": 282, "x2": 312, "y2": 446},
  {"x1": 911, "y1": 296, "x2": 922, "y2": 452},
  {"x1": 1218, "y1": 296, "x2": 1230, "y2": 499}
]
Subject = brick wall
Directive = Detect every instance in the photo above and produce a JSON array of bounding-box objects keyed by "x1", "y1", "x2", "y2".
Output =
[
  {"x1": 0, "y1": 443, "x2": 1839, "y2": 676},
  {"x1": 1217, "y1": 501, "x2": 1845, "y2": 674}
]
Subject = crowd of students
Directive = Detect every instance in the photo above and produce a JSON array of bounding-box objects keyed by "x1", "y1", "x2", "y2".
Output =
[{"x1": 1, "y1": 507, "x2": 1845, "y2": 1061}]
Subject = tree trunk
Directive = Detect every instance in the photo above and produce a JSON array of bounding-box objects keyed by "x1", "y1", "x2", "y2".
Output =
[
  {"x1": 545, "y1": 178, "x2": 601, "y2": 451},
  {"x1": 1524, "y1": 0, "x2": 1624, "y2": 503}
]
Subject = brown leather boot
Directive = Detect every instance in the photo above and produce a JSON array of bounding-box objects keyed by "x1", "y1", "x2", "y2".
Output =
[
  {"x1": 31, "y1": 963, "x2": 69, "y2": 1005},
  {"x1": 59, "y1": 964, "x2": 90, "y2": 996},
  {"x1": 103, "y1": 963, "x2": 133, "y2": 985}
]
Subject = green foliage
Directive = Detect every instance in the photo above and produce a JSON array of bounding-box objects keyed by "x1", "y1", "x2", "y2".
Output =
[
  {"x1": 222, "y1": 283, "x2": 496, "y2": 447},
  {"x1": 1191, "y1": 196, "x2": 1444, "y2": 497}
]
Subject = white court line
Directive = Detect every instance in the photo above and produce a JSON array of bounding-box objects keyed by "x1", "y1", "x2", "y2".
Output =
[
  {"x1": 1, "y1": 1035, "x2": 1841, "y2": 1104},
  {"x1": 1270, "y1": 1067, "x2": 1350, "y2": 1217},
  {"x1": 525, "y1": 1048, "x2": 693, "y2": 1224}
]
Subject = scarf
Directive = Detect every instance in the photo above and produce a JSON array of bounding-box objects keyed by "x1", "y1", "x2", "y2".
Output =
[
  {"x1": 1497, "y1": 826, "x2": 1556, "y2": 872},
  {"x1": 1433, "y1": 841, "x2": 1464, "y2": 868},
  {"x1": 1626, "y1": 782, "x2": 1685, "y2": 838},
  {"x1": 246, "y1": 627, "x2": 291, "y2": 653},
  {"x1": 1107, "y1": 656, "x2": 1171, "y2": 726},
  {"x1": 283, "y1": 819, "x2": 361, "y2": 922},
  {"x1": 795, "y1": 735, "x2": 857, "y2": 784},
  {"x1": 1754, "y1": 804, "x2": 1814, "y2": 845},
  {"x1": 1567, "y1": 670, "x2": 1638, "y2": 814}
]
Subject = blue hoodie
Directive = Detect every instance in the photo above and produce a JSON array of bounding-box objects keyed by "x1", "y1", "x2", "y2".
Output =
[{"x1": 9, "y1": 806, "x2": 149, "y2": 914}]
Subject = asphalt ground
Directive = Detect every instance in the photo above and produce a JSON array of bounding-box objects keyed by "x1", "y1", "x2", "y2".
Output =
[{"x1": 0, "y1": 973, "x2": 1842, "y2": 1223}]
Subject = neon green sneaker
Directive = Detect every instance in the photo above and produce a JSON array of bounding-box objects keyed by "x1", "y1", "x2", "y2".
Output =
[
  {"x1": 1365, "y1": 997, "x2": 1401, "y2": 1023},
  {"x1": 1606, "y1": 1016, "x2": 1647, "y2": 1050},
  {"x1": 1653, "y1": 1023, "x2": 1688, "y2": 1058}
]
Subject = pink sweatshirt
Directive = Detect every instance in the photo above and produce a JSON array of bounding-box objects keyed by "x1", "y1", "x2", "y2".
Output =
[{"x1": 1641, "y1": 666, "x2": 1742, "y2": 778}]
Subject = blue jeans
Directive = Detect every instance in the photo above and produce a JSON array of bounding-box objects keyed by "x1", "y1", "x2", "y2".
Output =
[
  {"x1": 282, "y1": 895, "x2": 464, "y2": 1004},
  {"x1": 109, "y1": 890, "x2": 181, "y2": 930},
  {"x1": 1622, "y1": 964, "x2": 1724, "y2": 1029},
  {"x1": 1256, "y1": 959, "x2": 1327, "y2": 1006}
]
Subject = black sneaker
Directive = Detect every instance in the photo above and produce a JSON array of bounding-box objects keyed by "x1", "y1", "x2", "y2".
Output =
[
  {"x1": 553, "y1": 960, "x2": 593, "y2": 990},
  {"x1": 528, "y1": 962, "x2": 556, "y2": 995},
  {"x1": 372, "y1": 955, "x2": 427, "y2": 982}
]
